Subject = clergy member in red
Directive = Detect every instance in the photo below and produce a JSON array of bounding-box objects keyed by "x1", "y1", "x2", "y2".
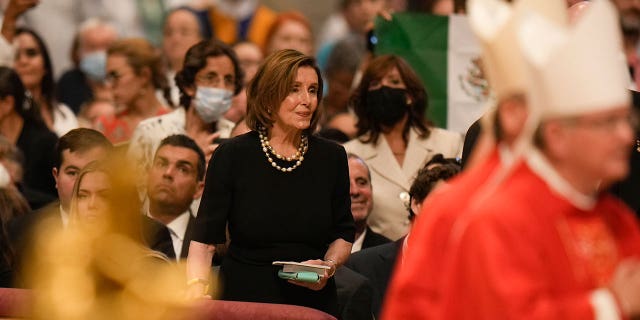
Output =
[
  {"x1": 440, "y1": 1, "x2": 640, "y2": 318},
  {"x1": 381, "y1": 0, "x2": 567, "y2": 318}
]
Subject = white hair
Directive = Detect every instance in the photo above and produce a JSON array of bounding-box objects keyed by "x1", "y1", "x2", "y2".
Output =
[{"x1": 77, "y1": 17, "x2": 118, "y2": 47}]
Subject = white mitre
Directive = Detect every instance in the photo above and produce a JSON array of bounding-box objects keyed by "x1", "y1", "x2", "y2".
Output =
[
  {"x1": 518, "y1": 0, "x2": 630, "y2": 119},
  {"x1": 468, "y1": 0, "x2": 567, "y2": 101}
]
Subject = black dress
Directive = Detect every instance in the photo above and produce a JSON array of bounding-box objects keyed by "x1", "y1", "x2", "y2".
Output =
[
  {"x1": 16, "y1": 120, "x2": 58, "y2": 198},
  {"x1": 56, "y1": 68, "x2": 92, "y2": 114},
  {"x1": 192, "y1": 131, "x2": 355, "y2": 316}
]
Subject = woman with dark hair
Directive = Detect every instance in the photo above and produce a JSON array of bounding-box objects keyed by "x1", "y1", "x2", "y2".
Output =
[
  {"x1": 185, "y1": 49, "x2": 354, "y2": 316},
  {"x1": 14, "y1": 28, "x2": 78, "y2": 137},
  {"x1": 128, "y1": 39, "x2": 243, "y2": 180},
  {"x1": 95, "y1": 38, "x2": 173, "y2": 144},
  {"x1": 407, "y1": 154, "x2": 462, "y2": 221},
  {"x1": 0, "y1": 163, "x2": 30, "y2": 287},
  {"x1": 0, "y1": 66, "x2": 58, "y2": 198},
  {"x1": 344, "y1": 54, "x2": 463, "y2": 241}
]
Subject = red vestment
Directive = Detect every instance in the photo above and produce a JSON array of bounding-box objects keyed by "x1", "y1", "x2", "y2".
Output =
[
  {"x1": 381, "y1": 147, "x2": 501, "y2": 319},
  {"x1": 439, "y1": 158, "x2": 640, "y2": 319}
]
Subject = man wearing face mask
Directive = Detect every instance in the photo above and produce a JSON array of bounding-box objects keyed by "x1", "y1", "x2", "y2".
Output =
[
  {"x1": 128, "y1": 39, "x2": 243, "y2": 209},
  {"x1": 56, "y1": 18, "x2": 118, "y2": 114}
]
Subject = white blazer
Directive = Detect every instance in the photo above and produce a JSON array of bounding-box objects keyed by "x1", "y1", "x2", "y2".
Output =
[{"x1": 344, "y1": 127, "x2": 463, "y2": 240}]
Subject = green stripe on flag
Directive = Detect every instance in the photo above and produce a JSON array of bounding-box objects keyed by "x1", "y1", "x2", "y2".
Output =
[{"x1": 374, "y1": 13, "x2": 449, "y2": 128}]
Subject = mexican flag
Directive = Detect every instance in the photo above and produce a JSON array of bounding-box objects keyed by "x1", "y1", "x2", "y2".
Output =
[{"x1": 374, "y1": 13, "x2": 489, "y2": 134}]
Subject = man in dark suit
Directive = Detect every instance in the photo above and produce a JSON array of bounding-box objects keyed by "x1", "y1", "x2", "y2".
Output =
[
  {"x1": 9, "y1": 129, "x2": 174, "y2": 286},
  {"x1": 335, "y1": 266, "x2": 375, "y2": 320},
  {"x1": 333, "y1": 154, "x2": 392, "y2": 319},
  {"x1": 345, "y1": 238, "x2": 403, "y2": 319},
  {"x1": 347, "y1": 153, "x2": 391, "y2": 253},
  {"x1": 10, "y1": 129, "x2": 113, "y2": 247},
  {"x1": 346, "y1": 155, "x2": 462, "y2": 318},
  {"x1": 146, "y1": 135, "x2": 205, "y2": 259}
]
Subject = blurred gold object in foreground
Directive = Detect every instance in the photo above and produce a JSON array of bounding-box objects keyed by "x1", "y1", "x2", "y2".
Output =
[{"x1": 23, "y1": 219, "x2": 195, "y2": 320}]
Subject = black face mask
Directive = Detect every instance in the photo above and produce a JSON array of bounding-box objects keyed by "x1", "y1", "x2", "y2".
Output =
[{"x1": 366, "y1": 86, "x2": 409, "y2": 127}]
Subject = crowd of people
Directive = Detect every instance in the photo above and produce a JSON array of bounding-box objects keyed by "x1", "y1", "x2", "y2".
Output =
[{"x1": 0, "y1": 0, "x2": 639, "y2": 319}]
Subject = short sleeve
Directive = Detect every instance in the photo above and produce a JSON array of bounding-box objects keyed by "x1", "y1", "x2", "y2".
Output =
[{"x1": 191, "y1": 142, "x2": 234, "y2": 245}]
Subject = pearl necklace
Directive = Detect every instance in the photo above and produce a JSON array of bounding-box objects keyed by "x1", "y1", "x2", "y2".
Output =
[{"x1": 258, "y1": 127, "x2": 309, "y2": 172}]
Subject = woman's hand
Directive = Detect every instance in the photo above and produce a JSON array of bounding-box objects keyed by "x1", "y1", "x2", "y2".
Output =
[
  {"x1": 184, "y1": 280, "x2": 212, "y2": 300},
  {"x1": 2, "y1": 0, "x2": 38, "y2": 41},
  {"x1": 289, "y1": 239, "x2": 351, "y2": 290},
  {"x1": 287, "y1": 259, "x2": 336, "y2": 291},
  {"x1": 184, "y1": 241, "x2": 216, "y2": 300},
  {"x1": 5, "y1": 0, "x2": 38, "y2": 20}
]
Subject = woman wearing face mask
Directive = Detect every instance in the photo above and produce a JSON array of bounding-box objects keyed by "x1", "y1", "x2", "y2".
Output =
[
  {"x1": 344, "y1": 55, "x2": 463, "y2": 241},
  {"x1": 128, "y1": 39, "x2": 243, "y2": 192},
  {"x1": 95, "y1": 38, "x2": 172, "y2": 144}
]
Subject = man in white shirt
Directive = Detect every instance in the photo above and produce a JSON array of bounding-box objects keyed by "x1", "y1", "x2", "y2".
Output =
[{"x1": 146, "y1": 134, "x2": 205, "y2": 259}]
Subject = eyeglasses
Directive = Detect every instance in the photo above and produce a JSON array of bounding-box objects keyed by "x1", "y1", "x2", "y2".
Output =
[
  {"x1": 563, "y1": 111, "x2": 640, "y2": 132},
  {"x1": 15, "y1": 48, "x2": 40, "y2": 60},
  {"x1": 196, "y1": 72, "x2": 234, "y2": 87},
  {"x1": 104, "y1": 70, "x2": 130, "y2": 85}
]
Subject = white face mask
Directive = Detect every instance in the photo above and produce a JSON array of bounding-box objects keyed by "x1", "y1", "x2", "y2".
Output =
[
  {"x1": 79, "y1": 51, "x2": 107, "y2": 82},
  {"x1": 193, "y1": 86, "x2": 233, "y2": 123}
]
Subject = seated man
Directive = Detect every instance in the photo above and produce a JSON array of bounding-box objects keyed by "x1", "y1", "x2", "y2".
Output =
[
  {"x1": 146, "y1": 134, "x2": 205, "y2": 259},
  {"x1": 347, "y1": 154, "x2": 461, "y2": 318},
  {"x1": 9, "y1": 128, "x2": 173, "y2": 286},
  {"x1": 347, "y1": 153, "x2": 390, "y2": 253},
  {"x1": 333, "y1": 153, "x2": 394, "y2": 319},
  {"x1": 10, "y1": 128, "x2": 112, "y2": 237}
]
